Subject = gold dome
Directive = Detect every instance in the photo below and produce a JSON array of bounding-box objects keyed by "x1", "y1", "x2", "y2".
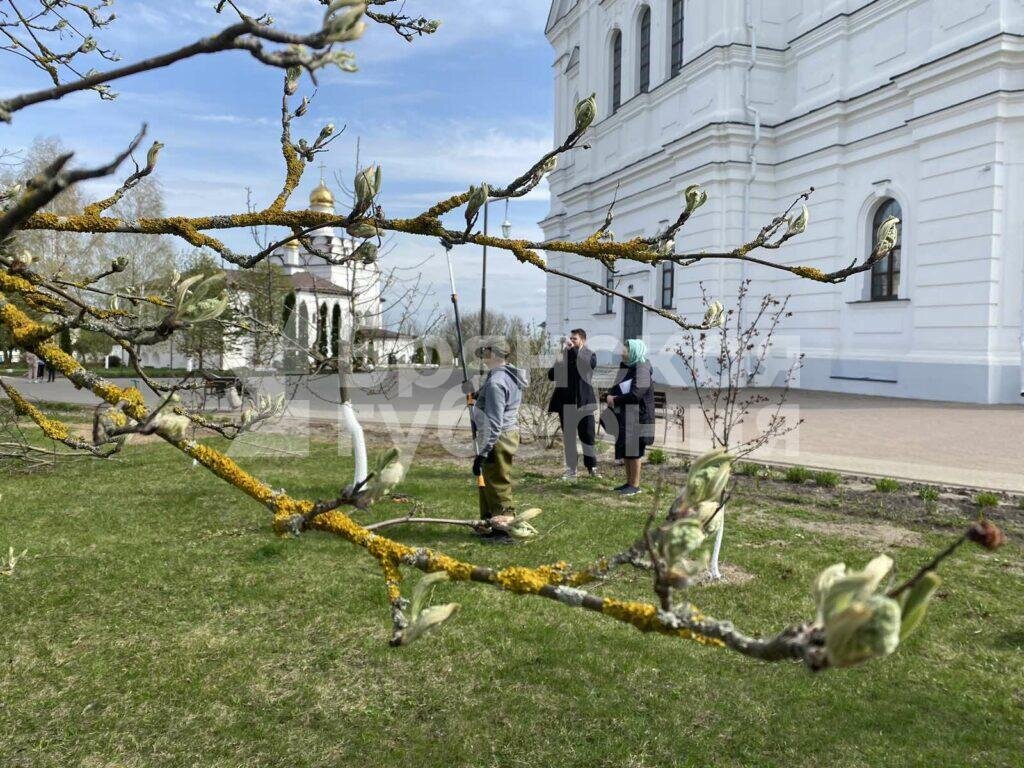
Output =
[{"x1": 310, "y1": 182, "x2": 334, "y2": 206}]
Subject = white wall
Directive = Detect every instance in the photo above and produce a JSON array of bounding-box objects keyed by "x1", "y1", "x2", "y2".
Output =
[{"x1": 542, "y1": 0, "x2": 1024, "y2": 402}]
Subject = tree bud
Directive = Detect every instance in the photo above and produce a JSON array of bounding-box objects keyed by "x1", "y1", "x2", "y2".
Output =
[
  {"x1": 787, "y1": 204, "x2": 809, "y2": 236},
  {"x1": 145, "y1": 141, "x2": 164, "y2": 171},
  {"x1": 702, "y1": 300, "x2": 725, "y2": 328},
  {"x1": 354, "y1": 165, "x2": 382, "y2": 208},
  {"x1": 465, "y1": 183, "x2": 489, "y2": 227},
  {"x1": 684, "y1": 184, "x2": 708, "y2": 213},
  {"x1": 875, "y1": 215, "x2": 899, "y2": 254},
  {"x1": 346, "y1": 221, "x2": 378, "y2": 239},
  {"x1": 574, "y1": 92, "x2": 597, "y2": 132}
]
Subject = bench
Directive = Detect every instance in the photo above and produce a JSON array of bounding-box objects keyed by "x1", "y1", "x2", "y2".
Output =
[{"x1": 596, "y1": 387, "x2": 675, "y2": 443}]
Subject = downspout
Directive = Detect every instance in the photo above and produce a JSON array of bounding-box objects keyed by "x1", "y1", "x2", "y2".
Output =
[
  {"x1": 711, "y1": 1, "x2": 761, "y2": 581},
  {"x1": 740, "y1": 0, "x2": 761, "y2": 347}
]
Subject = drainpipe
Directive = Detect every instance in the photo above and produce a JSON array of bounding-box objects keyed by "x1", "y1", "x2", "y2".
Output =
[
  {"x1": 711, "y1": 0, "x2": 761, "y2": 582},
  {"x1": 740, "y1": 0, "x2": 761, "y2": 345}
]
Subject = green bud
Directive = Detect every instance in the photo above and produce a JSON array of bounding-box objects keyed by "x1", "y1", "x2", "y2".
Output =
[
  {"x1": 813, "y1": 554, "x2": 893, "y2": 625},
  {"x1": 684, "y1": 449, "x2": 732, "y2": 507},
  {"x1": 400, "y1": 603, "x2": 460, "y2": 645},
  {"x1": 111, "y1": 255, "x2": 129, "y2": 271},
  {"x1": 354, "y1": 242, "x2": 378, "y2": 264},
  {"x1": 787, "y1": 204, "x2": 809, "y2": 236},
  {"x1": 574, "y1": 92, "x2": 597, "y2": 132},
  {"x1": 825, "y1": 595, "x2": 901, "y2": 668},
  {"x1": 684, "y1": 184, "x2": 708, "y2": 213},
  {"x1": 702, "y1": 300, "x2": 725, "y2": 328},
  {"x1": 506, "y1": 507, "x2": 542, "y2": 539},
  {"x1": 346, "y1": 221, "x2": 379, "y2": 239},
  {"x1": 145, "y1": 141, "x2": 164, "y2": 171},
  {"x1": 875, "y1": 215, "x2": 900, "y2": 253},
  {"x1": 317, "y1": 123, "x2": 335, "y2": 144},
  {"x1": 465, "y1": 183, "x2": 489, "y2": 227},
  {"x1": 151, "y1": 413, "x2": 191, "y2": 441},
  {"x1": 285, "y1": 66, "x2": 301, "y2": 96},
  {"x1": 898, "y1": 571, "x2": 941, "y2": 641},
  {"x1": 354, "y1": 165, "x2": 382, "y2": 208}
]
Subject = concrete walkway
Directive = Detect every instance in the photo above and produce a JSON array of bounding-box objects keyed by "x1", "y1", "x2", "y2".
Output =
[{"x1": 3, "y1": 371, "x2": 1022, "y2": 492}]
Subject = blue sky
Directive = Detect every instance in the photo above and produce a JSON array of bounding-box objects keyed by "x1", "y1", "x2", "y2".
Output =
[{"x1": 1, "y1": 1, "x2": 556, "y2": 326}]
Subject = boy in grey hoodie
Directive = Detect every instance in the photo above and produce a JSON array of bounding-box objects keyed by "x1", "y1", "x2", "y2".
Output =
[{"x1": 471, "y1": 337, "x2": 528, "y2": 524}]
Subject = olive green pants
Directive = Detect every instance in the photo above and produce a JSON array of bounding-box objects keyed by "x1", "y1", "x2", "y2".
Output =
[{"x1": 478, "y1": 430, "x2": 519, "y2": 519}]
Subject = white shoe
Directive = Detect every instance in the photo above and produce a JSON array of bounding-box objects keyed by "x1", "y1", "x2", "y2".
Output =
[{"x1": 560, "y1": 469, "x2": 578, "y2": 482}]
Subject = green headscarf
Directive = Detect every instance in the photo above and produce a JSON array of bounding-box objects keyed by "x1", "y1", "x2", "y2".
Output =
[{"x1": 625, "y1": 339, "x2": 648, "y2": 366}]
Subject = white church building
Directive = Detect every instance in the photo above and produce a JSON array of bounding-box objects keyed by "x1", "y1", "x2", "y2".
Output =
[
  {"x1": 540, "y1": 0, "x2": 1024, "y2": 404},
  {"x1": 118, "y1": 182, "x2": 418, "y2": 372}
]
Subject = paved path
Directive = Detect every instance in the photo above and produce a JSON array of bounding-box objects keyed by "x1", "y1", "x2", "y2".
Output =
[{"x1": 3, "y1": 370, "x2": 1022, "y2": 492}]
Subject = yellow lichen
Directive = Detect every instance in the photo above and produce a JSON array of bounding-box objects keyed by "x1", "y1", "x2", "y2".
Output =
[
  {"x1": 792, "y1": 266, "x2": 828, "y2": 281},
  {"x1": 0, "y1": 380, "x2": 71, "y2": 441}
]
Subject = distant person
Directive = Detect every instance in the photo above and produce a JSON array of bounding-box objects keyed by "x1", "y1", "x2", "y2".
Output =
[
  {"x1": 471, "y1": 337, "x2": 527, "y2": 541},
  {"x1": 45, "y1": 360, "x2": 56, "y2": 382},
  {"x1": 547, "y1": 328, "x2": 599, "y2": 480},
  {"x1": 604, "y1": 339, "x2": 655, "y2": 496},
  {"x1": 25, "y1": 352, "x2": 38, "y2": 383}
]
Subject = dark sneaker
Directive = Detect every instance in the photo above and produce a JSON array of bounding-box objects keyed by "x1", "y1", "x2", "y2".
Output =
[
  {"x1": 612, "y1": 483, "x2": 630, "y2": 492},
  {"x1": 617, "y1": 485, "x2": 642, "y2": 496},
  {"x1": 478, "y1": 529, "x2": 516, "y2": 545}
]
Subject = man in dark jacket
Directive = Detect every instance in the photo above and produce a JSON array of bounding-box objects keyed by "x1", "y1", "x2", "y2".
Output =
[{"x1": 547, "y1": 328, "x2": 599, "y2": 480}]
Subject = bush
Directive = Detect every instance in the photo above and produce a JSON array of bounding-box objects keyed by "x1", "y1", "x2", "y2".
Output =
[
  {"x1": 918, "y1": 487, "x2": 939, "y2": 502},
  {"x1": 875, "y1": 477, "x2": 901, "y2": 493},
  {"x1": 735, "y1": 461, "x2": 761, "y2": 477},
  {"x1": 647, "y1": 448, "x2": 667, "y2": 466},
  {"x1": 975, "y1": 492, "x2": 999, "y2": 509},
  {"x1": 784, "y1": 466, "x2": 812, "y2": 484},
  {"x1": 813, "y1": 471, "x2": 841, "y2": 488}
]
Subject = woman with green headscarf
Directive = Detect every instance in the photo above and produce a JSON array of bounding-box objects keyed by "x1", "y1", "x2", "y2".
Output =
[{"x1": 602, "y1": 338, "x2": 655, "y2": 495}]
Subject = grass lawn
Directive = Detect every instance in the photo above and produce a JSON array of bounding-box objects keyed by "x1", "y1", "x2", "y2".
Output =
[{"x1": 1, "y1": 431, "x2": 1022, "y2": 767}]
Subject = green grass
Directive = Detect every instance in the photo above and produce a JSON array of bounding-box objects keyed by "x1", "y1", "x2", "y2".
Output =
[
  {"x1": 1, "y1": 437, "x2": 1022, "y2": 767},
  {"x1": 875, "y1": 477, "x2": 901, "y2": 493},
  {"x1": 975, "y1": 492, "x2": 1000, "y2": 509},
  {"x1": 919, "y1": 487, "x2": 940, "y2": 503},
  {"x1": 783, "y1": 465, "x2": 812, "y2": 484},
  {"x1": 812, "y1": 470, "x2": 841, "y2": 488},
  {"x1": 646, "y1": 447, "x2": 667, "y2": 465}
]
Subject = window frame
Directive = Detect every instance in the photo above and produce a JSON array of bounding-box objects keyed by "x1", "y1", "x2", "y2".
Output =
[
  {"x1": 869, "y1": 198, "x2": 903, "y2": 301},
  {"x1": 670, "y1": 0, "x2": 685, "y2": 77},
  {"x1": 638, "y1": 6, "x2": 651, "y2": 94},
  {"x1": 611, "y1": 30, "x2": 622, "y2": 113},
  {"x1": 660, "y1": 261, "x2": 674, "y2": 309},
  {"x1": 605, "y1": 265, "x2": 615, "y2": 313}
]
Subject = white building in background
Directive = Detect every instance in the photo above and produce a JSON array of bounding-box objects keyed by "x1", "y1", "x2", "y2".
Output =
[
  {"x1": 117, "y1": 182, "x2": 418, "y2": 372},
  {"x1": 541, "y1": 0, "x2": 1024, "y2": 404}
]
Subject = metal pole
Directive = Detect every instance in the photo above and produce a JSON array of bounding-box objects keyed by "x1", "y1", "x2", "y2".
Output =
[
  {"x1": 446, "y1": 248, "x2": 485, "y2": 488},
  {"x1": 479, "y1": 200, "x2": 488, "y2": 376}
]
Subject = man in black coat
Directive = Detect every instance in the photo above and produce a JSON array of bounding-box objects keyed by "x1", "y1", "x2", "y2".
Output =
[{"x1": 547, "y1": 328, "x2": 600, "y2": 479}]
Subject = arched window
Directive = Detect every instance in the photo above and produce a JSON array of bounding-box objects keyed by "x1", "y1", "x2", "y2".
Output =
[
  {"x1": 660, "y1": 261, "x2": 674, "y2": 308},
  {"x1": 871, "y1": 199, "x2": 903, "y2": 300},
  {"x1": 611, "y1": 30, "x2": 622, "y2": 113},
  {"x1": 331, "y1": 304, "x2": 342, "y2": 359},
  {"x1": 318, "y1": 303, "x2": 329, "y2": 357},
  {"x1": 638, "y1": 6, "x2": 651, "y2": 94},
  {"x1": 282, "y1": 293, "x2": 295, "y2": 335},
  {"x1": 670, "y1": 0, "x2": 685, "y2": 76},
  {"x1": 297, "y1": 302, "x2": 309, "y2": 349}
]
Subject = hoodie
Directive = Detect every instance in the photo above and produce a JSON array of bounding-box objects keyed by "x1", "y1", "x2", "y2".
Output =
[{"x1": 471, "y1": 364, "x2": 528, "y2": 456}]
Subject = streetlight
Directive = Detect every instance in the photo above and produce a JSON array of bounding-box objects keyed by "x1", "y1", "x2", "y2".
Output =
[{"x1": 479, "y1": 197, "x2": 512, "y2": 374}]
